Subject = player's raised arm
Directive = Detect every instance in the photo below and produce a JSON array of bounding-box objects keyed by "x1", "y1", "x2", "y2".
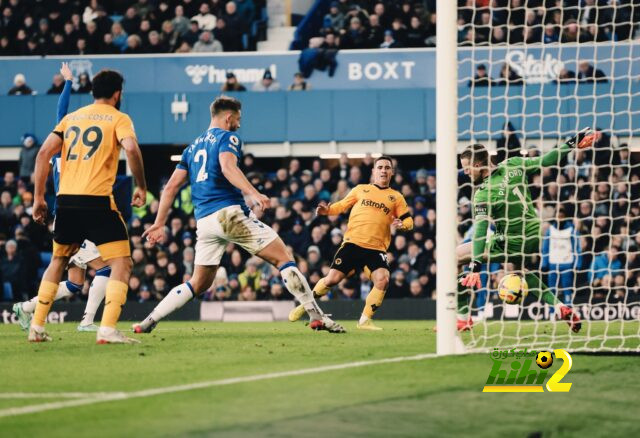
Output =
[
  {"x1": 57, "y1": 62, "x2": 73, "y2": 123},
  {"x1": 143, "y1": 167, "x2": 188, "y2": 244},
  {"x1": 219, "y1": 151, "x2": 269, "y2": 211},
  {"x1": 522, "y1": 127, "x2": 596, "y2": 173}
]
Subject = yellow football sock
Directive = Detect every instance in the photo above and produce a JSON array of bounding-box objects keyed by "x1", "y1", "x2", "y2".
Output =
[
  {"x1": 101, "y1": 280, "x2": 128, "y2": 328},
  {"x1": 32, "y1": 281, "x2": 59, "y2": 327},
  {"x1": 313, "y1": 278, "x2": 331, "y2": 298},
  {"x1": 363, "y1": 287, "x2": 386, "y2": 319}
]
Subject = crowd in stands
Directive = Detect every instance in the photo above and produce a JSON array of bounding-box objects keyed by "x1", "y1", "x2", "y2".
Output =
[
  {"x1": 0, "y1": 0, "x2": 265, "y2": 57},
  {"x1": 1, "y1": 132, "x2": 639, "y2": 306},
  {"x1": 311, "y1": 0, "x2": 639, "y2": 50}
]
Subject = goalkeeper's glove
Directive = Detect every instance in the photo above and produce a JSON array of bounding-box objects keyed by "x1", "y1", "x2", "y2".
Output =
[
  {"x1": 566, "y1": 127, "x2": 596, "y2": 149},
  {"x1": 461, "y1": 261, "x2": 482, "y2": 289}
]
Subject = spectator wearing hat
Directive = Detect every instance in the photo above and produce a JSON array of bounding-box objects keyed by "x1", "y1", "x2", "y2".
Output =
[
  {"x1": 469, "y1": 64, "x2": 492, "y2": 87},
  {"x1": 192, "y1": 30, "x2": 223, "y2": 52},
  {"x1": 380, "y1": 29, "x2": 400, "y2": 48},
  {"x1": 307, "y1": 245, "x2": 322, "y2": 271},
  {"x1": 340, "y1": 15, "x2": 368, "y2": 49},
  {"x1": 8, "y1": 74, "x2": 33, "y2": 95},
  {"x1": 18, "y1": 133, "x2": 39, "y2": 182},
  {"x1": 324, "y1": 2, "x2": 344, "y2": 31},
  {"x1": 288, "y1": 72, "x2": 311, "y2": 91},
  {"x1": 283, "y1": 217, "x2": 311, "y2": 256},
  {"x1": 221, "y1": 72, "x2": 247, "y2": 91},
  {"x1": 387, "y1": 269, "x2": 410, "y2": 299},
  {"x1": 252, "y1": 69, "x2": 281, "y2": 91}
]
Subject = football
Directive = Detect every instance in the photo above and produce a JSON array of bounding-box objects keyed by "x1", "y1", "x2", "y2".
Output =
[
  {"x1": 498, "y1": 274, "x2": 529, "y2": 305},
  {"x1": 536, "y1": 351, "x2": 554, "y2": 369}
]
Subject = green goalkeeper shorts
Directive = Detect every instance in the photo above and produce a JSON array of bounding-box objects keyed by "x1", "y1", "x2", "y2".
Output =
[{"x1": 485, "y1": 234, "x2": 541, "y2": 269}]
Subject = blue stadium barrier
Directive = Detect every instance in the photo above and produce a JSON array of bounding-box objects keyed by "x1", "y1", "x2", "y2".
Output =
[{"x1": 0, "y1": 81, "x2": 638, "y2": 146}]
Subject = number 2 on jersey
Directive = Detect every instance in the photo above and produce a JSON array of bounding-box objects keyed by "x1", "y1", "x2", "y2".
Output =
[{"x1": 194, "y1": 149, "x2": 208, "y2": 182}]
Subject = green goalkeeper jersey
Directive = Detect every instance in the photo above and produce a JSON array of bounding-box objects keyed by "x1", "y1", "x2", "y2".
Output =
[{"x1": 471, "y1": 144, "x2": 572, "y2": 262}]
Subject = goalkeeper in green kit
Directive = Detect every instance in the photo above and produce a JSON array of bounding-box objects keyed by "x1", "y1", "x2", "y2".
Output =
[{"x1": 456, "y1": 127, "x2": 596, "y2": 333}]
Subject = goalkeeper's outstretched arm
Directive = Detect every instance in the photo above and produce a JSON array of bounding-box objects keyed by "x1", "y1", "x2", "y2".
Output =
[{"x1": 525, "y1": 127, "x2": 595, "y2": 172}]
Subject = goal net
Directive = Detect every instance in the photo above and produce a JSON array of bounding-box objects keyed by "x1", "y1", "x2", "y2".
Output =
[{"x1": 454, "y1": 2, "x2": 640, "y2": 353}]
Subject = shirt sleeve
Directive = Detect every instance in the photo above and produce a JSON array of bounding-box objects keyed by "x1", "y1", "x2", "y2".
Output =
[
  {"x1": 327, "y1": 186, "x2": 359, "y2": 215},
  {"x1": 395, "y1": 194, "x2": 411, "y2": 220},
  {"x1": 514, "y1": 143, "x2": 572, "y2": 175},
  {"x1": 219, "y1": 132, "x2": 242, "y2": 159},
  {"x1": 176, "y1": 147, "x2": 190, "y2": 171},
  {"x1": 471, "y1": 190, "x2": 490, "y2": 262},
  {"x1": 115, "y1": 113, "x2": 137, "y2": 142}
]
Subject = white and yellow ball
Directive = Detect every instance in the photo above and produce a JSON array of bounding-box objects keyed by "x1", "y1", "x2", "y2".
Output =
[{"x1": 498, "y1": 274, "x2": 528, "y2": 305}]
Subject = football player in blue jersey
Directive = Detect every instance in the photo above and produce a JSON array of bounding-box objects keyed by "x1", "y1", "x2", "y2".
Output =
[
  {"x1": 12, "y1": 63, "x2": 111, "y2": 332},
  {"x1": 134, "y1": 96, "x2": 345, "y2": 334}
]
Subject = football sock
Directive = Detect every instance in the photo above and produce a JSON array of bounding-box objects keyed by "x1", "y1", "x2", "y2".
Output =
[
  {"x1": 100, "y1": 280, "x2": 128, "y2": 328},
  {"x1": 524, "y1": 273, "x2": 560, "y2": 307},
  {"x1": 80, "y1": 267, "x2": 110, "y2": 326},
  {"x1": 32, "y1": 281, "x2": 60, "y2": 327},
  {"x1": 457, "y1": 273, "x2": 471, "y2": 321},
  {"x1": 144, "y1": 282, "x2": 195, "y2": 326},
  {"x1": 280, "y1": 262, "x2": 323, "y2": 321},
  {"x1": 22, "y1": 280, "x2": 78, "y2": 313},
  {"x1": 359, "y1": 287, "x2": 385, "y2": 324},
  {"x1": 312, "y1": 278, "x2": 330, "y2": 298}
]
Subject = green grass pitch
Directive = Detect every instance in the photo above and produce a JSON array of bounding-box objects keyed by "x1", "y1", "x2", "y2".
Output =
[{"x1": 0, "y1": 321, "x2": 638, "y2": 437}]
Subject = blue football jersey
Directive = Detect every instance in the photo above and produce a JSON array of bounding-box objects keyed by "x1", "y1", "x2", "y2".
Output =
[
  {"x1": 177, "y1": 128, "x2": 247, "y2": 220},
  {"x1": 51, "y1": 153, "x2": 61, "y2": 194}
]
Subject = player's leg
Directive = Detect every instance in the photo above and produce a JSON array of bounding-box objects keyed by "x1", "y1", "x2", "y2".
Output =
[
  {"x1": 135, "y1": 212, "x2": 223, "y2": 333},
  {"x1": 456, "y1": 241, "x2": 473, "y2": 267},
  {"x1": 357, "y1": 266, "x2": 390, "y2": 331},
  {"x1": 13, "y1": 266, "x2": 80, "y2": 331},
  {"x1": 560, "y1": 268, "x2": 574, "y2": 306},
  {"x1": 256, "y1": 237, "x2": 345, "y2": 333},
  {"x1": 95, "y1": 254, "x2": 136, "y2": 343},
  {"x1": 134, "y1": 264, "x2": 217, "y2": 333},
  {"x1": 28, "y1": 204, "x2": 81, "y2": 341},
  {"x1": 78, "y1": 263, "x2": 111, "y2": 332},
  {"x1": 28, "y1": 249, "x2": 73, "y2": 342},
  {"x1": 288, "y1": 268, "x2": 347, "y2": 322}
]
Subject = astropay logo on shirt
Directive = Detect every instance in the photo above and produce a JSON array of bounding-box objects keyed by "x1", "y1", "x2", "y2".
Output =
[{"x1": 505, "y1": 50, "x2": 565, "y2": 84}]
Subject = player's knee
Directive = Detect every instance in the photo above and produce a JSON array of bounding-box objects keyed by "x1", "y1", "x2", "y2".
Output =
[{"x1": 374, "y1": 275, "x2": 389, "y2": 291}]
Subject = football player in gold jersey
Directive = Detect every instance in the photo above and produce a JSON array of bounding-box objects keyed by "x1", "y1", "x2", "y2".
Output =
[
  {"x1": 29, "y1": 69, "x2": 147, "y2": 344},
  {"x1": 289, "y1": 156, "x2": 413, "y2": 330}
]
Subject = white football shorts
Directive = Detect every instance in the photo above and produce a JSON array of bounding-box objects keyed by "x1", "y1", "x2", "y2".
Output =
[
  {"x1": 69, "y1": 240, "x2": 101, "y2": 269},
  {"x1": 195, "y1": 205, "x2": 279, "y2": 266}
]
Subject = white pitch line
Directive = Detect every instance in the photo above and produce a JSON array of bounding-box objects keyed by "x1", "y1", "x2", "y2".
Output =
[
  {"x1": 0, "y1": 392, "x2": 125, "y2": 399},
  {"x1": 0, "y1": 352, "x2": 437, "y2": 418}
]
